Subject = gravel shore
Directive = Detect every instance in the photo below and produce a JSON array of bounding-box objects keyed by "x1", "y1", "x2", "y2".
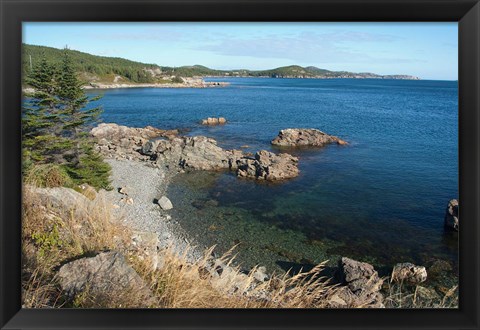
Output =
[{"x1": 104, "y1": 159, "x2": 203, "y2": 261}]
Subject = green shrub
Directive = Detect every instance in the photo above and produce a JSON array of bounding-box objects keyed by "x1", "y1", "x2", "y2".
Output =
[{"x1": 63, "y1": 150, "x2": 112, "y2": 191}]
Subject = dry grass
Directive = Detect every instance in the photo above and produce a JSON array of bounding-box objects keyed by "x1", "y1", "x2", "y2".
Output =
[
  {"x1": 22, "y1": 185, "x2": 131, "y2": 308},
  {"x1": 22, "y1": 183, "x2": 457, "y2": 309},
  {"x1": 129, "y1": 246, "x2": 337, "y2": 308},
  {"x1": 384, "y1": 281, "x2": 459, "y2": 308},
  {"x1": 22, "y1": 183, "x2": 338, "y2": 309},
  {"x1": 24, "y1": 164, "x2": 74, "y2": 188}
]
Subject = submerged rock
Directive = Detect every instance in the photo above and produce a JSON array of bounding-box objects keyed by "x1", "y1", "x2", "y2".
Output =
[
  {"x1": 391, "y1": 263, "x2": 427, "y2": 284},
  {"x1": 329, "y1": 257, "x2": 384, "y2": 308},
  {"x1": 271, "y1": 128, "x2": 347, "y2": 147},
  {"x1": 444, "y1": 199, "x2": 459, "y2": 231}
]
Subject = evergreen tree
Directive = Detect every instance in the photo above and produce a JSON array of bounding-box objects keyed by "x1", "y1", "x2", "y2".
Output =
[
  {"x1": 22, "y1": 47, "x2": 111, "y2": 190},
  {"x1": 56, "y1": 47, "x2": 111, "y2": 189},
  {"x1": 22, "y1": 54, "x2": 72, "y2": 166}
]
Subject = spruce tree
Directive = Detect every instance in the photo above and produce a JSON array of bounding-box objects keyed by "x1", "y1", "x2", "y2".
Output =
[
  {"x1": 22, "y1": 47, "x2": 111, "y2": 190},
  {"x1": 22, "y1": 54, "x2": 72, "y2": 167},
  {"x1": 56, "y1": 47, "x2": 111, "y2": 190}
]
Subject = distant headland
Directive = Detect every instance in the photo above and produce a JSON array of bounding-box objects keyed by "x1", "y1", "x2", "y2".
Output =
[{"x1": 22, "y1": 44, "x2": 420, "y2": 90}]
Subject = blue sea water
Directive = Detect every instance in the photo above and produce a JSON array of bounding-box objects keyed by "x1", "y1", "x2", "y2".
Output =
[{"x1": 89, "y1": 78, "x2": 458, "y2": 281}]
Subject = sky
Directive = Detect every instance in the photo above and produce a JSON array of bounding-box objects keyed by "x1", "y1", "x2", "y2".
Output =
[{"x1": 23, "y1": 22, "x2": 457, "y2": 80}]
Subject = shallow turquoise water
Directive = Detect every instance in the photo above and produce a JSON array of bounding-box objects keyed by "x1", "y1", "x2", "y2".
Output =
[{"x1": 91, "y1": 78, "x2": 458, "y2": 285}]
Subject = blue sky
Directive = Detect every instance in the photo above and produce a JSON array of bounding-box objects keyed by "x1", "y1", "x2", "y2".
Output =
[{"x1": 23, "y1": 22, "x2": 457, "y2": 80}]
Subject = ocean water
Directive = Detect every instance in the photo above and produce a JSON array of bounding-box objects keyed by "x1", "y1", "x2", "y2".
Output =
[{"x1": 90, "y1": 78, "x2": 458, "y2": 285}]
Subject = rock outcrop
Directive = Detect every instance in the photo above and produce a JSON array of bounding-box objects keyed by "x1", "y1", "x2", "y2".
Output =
[
  {"x1": 142, "y1": 135, "x2": 234, "y2": 170},
  {"x1": 444, "y1": 199, "x2": 459, "y2": 231},
  {"x1": 236, "y1": 150, "x2": 299, "y2": 181},
  {"x1": 30, "y1": 186, "x2": 93, "y2": 219},
  {"x1": 391, "y1": 263, "x2": 427, "y2": 284},
  {"x1": 201, "y1": 117, "x2": 227, "y2": 125},
  {"x1": 92, "y1": 124, "x2": 300, "y2": 182},
  {"x1": 271, "y1": 128, "x2": 348, "y2": 147},
  {"x1": 328, "y1": 257, "x2": 384, "y2": 308},
  {"x1": 92, "y1": 123, "x2": 177, "y2": 160},
  {"x1": 57, "y1": 251, "x2": 155, "y2": 305}
]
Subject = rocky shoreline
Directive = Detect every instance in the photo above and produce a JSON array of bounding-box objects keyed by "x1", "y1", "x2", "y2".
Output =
[
  {"x1": 84, "y1": 122, "x2": 456, "y2": 307},
  {"x1": 83, "y1": 81, "x2": 229, "y2": 90}
]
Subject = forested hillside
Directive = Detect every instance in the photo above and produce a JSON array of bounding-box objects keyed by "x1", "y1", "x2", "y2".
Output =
[
  {"x1": 23, "y1": 44, "x2": 163, "y2": 83},
  {"x1": 22, "y1": 44, "x2": 419, "y2": 84}
]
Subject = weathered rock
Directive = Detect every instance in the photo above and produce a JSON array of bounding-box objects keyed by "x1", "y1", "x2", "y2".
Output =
[
  {"x1": 329, "y1": 257, "x2": 384, "y2": 308},
  {"x1": 91, "y1": 123, "x2": 177, "y2": 160},
  {"x1": 271, "y1": 128, "x2": 348, "y2": 147},
  {"x1": 92, "y1": 123, "x2": 176, "y2": 141},
  {"x1": 178, "y1": 136, "x2": 232, "y2": 170},
  {"x1": 57, "y1": 252, "x2": 155, "y2": 304},
  {"x1": 30, "y1": 186, "x2": 92, "y2": 219},
  {"x1": 236, "y1": 150, "x2": 299, "y2": 181},
  {"x1": 391, "y1": 263, "x2": 427, "y2": 284},
  {"x1": 157, "y1": 196, "x2": 173, "y2": 210},
  {"x1": 142, "y1": 135, "x2": 234, "y2": 171},
  {"x1": 444, "y1": 199, "x2": 459, "y2": 231},
  {"x1": 201, "y1": 117, "x2": 227, "y2": 125},
  {"x1": 93, "y1": 123, "x2": 298, "y2": 183}
]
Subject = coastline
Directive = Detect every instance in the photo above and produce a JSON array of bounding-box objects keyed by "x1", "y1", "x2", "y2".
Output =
[
  {"x1": 83, "y1": 81, "x2": 230, "y2": 90},
  {"x1": 84, "y1": 121, "x2": 458, "y2": 307},
  {"x1": 103, "y1": 158, "x2": 205, "y2": 262}
]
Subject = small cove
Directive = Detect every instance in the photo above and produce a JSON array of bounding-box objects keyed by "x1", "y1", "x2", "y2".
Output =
[{"x1": 91, "y1": 77, "x2": 459, "y2": 289}]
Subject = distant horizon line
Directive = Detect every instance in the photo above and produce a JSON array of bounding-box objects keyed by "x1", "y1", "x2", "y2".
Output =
[{"x1": 24, "y1": 43, "x2": 460, "y2": 81}]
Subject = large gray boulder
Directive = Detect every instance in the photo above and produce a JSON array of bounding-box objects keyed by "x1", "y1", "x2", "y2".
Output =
[
  {"x1": 178, "y1": 136, "x2": 232, "y2": 170},
  {"x1": 391, "y1": 263, "x2": 427, "y2": 284},
  {"x1": 236, "y1": 150, "x2": 299, "y2": 181},
  {"x1": 142, "y1": 135, "x2": 233, "y2": 171},
  {"x1": 271, "y1": 128, "x2": 348, "y2": 147},
  {"x1": 57, "y1": 251, "x2": 155, "y2": 305},
  {"x1": 444, "y1": 199, "x2": 459, "y2": 231},
  {"x1": 328, "y1": 257, "x2": 384, "y2": 308},
  {"x1": 29, "y1": 186, "x2": 92, "y2": 219}
]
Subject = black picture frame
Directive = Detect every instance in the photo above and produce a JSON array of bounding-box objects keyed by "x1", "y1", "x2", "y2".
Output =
[{"x1": 1, "y1": 0, "x2": 479, "y2": 329}]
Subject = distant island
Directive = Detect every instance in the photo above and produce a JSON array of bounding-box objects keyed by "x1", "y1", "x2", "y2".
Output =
[{"x1": 23, "y1": 44, "x2": 420, "y2": 89}]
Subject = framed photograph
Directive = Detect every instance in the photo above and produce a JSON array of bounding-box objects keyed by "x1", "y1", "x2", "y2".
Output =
[{"x1": 1, "y1": 0, "x2": 479, "y2": 329}]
